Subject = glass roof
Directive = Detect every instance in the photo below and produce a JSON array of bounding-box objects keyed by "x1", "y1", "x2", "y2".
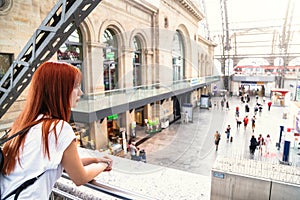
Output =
[{"x1": 202, "y1": 0, "x2": 300, "y2": 63}]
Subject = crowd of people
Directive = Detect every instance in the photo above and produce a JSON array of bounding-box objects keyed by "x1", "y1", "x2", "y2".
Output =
[{"x1": 213, "y1": 93, "x2": 274, "y2": 158}]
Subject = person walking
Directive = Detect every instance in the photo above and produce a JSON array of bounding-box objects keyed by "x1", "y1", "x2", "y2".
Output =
[
  {"x1": 251, "y1": 116, "x2": 256, "y2": 132},
  {"x1": 265, "y1": 134, "x2": 272, "y2": 154},
  {"x1": 129, "y1": 141, "x2": 140, "y2": 160},
  {"x1": 268, "y1": 101, "x2": 272, "y2": 111},
  {"x1": 255, "y1": 95, "x2": 259, "y2": 102},
  {"x1": 226, "y1": 100, "x2": 230, "y2": 111},
  {"x1": 243, "y1": 116, "x2": 249, "y2": 129},
  {"x1": 254, "y1": 104, "x2": 259, "y2": 115},
  {"x1": 0, "y1": 61, "x2": 113, "y2": 199},
  {"x1": 214, "y1": 131, "x2": 221, "y2": 151},
  {"x1": 241, "y1": 95, "x2": 244, "y2": 103},
  {"x1": 245, "y1": 103, "x2": 250, "y2": 113},
  {"x1": 258, "y1": 104, "x2": 263, "y2": 116},
  {"x1": 247, "y1": 94, "x2": 250, "y2": 103},
  {"x1": 214, "y1": 100, "x2": 217, "y2": 110},
  {"x1": 249, "y1": 135, "x2": 258, "y2": 155},
  {"x1": 235, "y1": 106, "x2": 239, "y2": 117},
  {"x1": 236, "y1": 116, "x2": 242, "y2": 130},
  {"x1": 220, "y1": 99, "x2": 224, "y2": 111},
  {"x1": 257, "y1": 134, "x2": 265, "y2": 155},
  {"x1": 225, "y1": 125, "x2": 231, "y2": 142}
]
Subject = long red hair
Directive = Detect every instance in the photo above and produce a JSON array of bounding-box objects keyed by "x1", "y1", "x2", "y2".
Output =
[{"x1": 2, "y1": 61, "x2": 82, "y2": 175}]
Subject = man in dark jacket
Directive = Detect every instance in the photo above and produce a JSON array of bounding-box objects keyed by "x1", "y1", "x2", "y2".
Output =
[{"x1": 249, "y1": 135, "x2": 258, "y2": 154}]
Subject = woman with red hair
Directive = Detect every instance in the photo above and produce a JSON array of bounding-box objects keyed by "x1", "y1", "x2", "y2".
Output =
[{"x1": 0, "y1": 61, "x2": 112, "y2": 199}]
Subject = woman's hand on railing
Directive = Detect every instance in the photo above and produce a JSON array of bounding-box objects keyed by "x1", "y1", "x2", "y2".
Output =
[{"x1": 97, "y1": 155, "x2": 113, "y2": 172}]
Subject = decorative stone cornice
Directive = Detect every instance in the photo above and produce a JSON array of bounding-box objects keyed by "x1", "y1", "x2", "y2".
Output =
[
  {"x1": 198, "y1": 35, "x2": 217, "y2": 47},
  {"x1": 129, "y1": 0, "x2": 159, "y2": 14},
  {"x1": 176, "y1": 0, "x2": 204, "y2": 21}
]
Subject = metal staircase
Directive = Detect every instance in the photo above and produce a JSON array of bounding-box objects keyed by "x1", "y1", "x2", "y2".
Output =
[{"x1": 0, "y1": 0, "x2": 102, "y2": 119}]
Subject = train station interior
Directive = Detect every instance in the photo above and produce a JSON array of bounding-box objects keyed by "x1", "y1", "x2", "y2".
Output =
[{"x1": 0, "y1": 0, "x2": 300, "y2": 199}]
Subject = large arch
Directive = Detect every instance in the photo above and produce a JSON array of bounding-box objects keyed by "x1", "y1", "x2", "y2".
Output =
[
  {"x1": 129, "y1": 30, "x2": 148, "y2": 87},
  {"x1": 172, "y1": 30, "x2": 185, "y2": 82},
  {"x1": 177, "y1": 24, "x2": 192, "y2": 79},
  {"x1": 98, "y1": 20, "x2": 126, "y2": 90},
  {"x1": 128, "y1": 29, "x2": 149, "y2": 49},
  {"x1": 80, "y1": 16, "x2": 95, "y2": 42},
  {"x1": 98, "y1": 19, "x2": 126, "y2": 45}
]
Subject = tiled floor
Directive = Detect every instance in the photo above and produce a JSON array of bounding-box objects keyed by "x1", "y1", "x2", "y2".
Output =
[
  {"x1": 72, "y1": 96, "x2": 300, "y2": 200},
  {"x1": 134, "y1": 96, "x2": 300, "y2": 176}
]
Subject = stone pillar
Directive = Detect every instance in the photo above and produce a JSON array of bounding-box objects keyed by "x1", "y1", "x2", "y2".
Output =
[
  {"x1": 144, "y1": 49, "x2": 154, "y2": 86},
  {"x1": 121, "y1": 47, "x2": 134, "y2": 88},
  {"x1": 158, "y1": 51, "x2": 172, "y2": 85},
  {"x1": 84, "y1": 42, "x2": 105, "y2": 94},
  {"x1": 126, "y1": 110, "x2": 135, "y2": 139},
  {"x1": 204, "y1": 59, "x2": 208, "y2": 76},
  {"x1": 90, "y1": 119, "x2": 108, "y2": 151},
  {"x1": 201, "y1": 60, "x2": 205, "y2": 77}
]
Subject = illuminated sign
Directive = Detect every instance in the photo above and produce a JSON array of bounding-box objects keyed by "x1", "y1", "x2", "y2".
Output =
[{"x1": 107, "y1": 114, "x2": 118, "y2": 120}]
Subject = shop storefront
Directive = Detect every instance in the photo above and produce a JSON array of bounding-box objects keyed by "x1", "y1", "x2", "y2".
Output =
[
  {"x1": 288, "y1": 102, "x2": 300, "y2": 149},
  {"x1": 106, "y1": 113, "x2": 127, "y2": 155},
  {"x1": 271, "y1": 89, "x2": 290, "y2": 107},
  {"x1": 70, "y1": 122, "x2": 91, "y2": 148},
  {"x1": 135, "y1": 106, "x2": 145, "y2": 126},
  {"x1": 145, "y1": 118, "x2": 161, "y2": 134},
  {"x1": 107, "y1": 114, "x2": 120, "y2": 143}
]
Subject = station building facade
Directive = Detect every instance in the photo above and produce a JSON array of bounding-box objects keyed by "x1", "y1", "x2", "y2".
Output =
[{"x1": 0, "y1": 0, "x2": 217, "y2": 151}]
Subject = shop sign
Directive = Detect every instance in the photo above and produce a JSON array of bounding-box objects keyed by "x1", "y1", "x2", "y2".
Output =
[
  {"x1": 107, "y1": 114, "x2": 118, "y2": 120},
  {"x1": 296, "y1": 87, "x2": 300, "y2": 102},
  {"x1": 190, "y1": 78, "x2": 199, "y2": 86},
  {"x1": 106, "y1": 52, "x2": 115, "y2": 60},
  {"x1": 241, "y1": 81, "x2": 257, "y2": 85},
  {"x1": 213, "y1": 171, "x2": 225, "y2": 179}
]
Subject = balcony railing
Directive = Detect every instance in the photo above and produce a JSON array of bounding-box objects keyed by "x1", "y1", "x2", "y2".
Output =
[
  {"x1": 51, "y1": 173, "x2": 157, "y2": 200},
  {"x1": 73, "y1": 75, "x2": 220, "y2": 114}
]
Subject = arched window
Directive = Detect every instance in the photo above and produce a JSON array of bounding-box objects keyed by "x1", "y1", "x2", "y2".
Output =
[
  {"x1": 172, "y1": 30, "x2": 185, "y2": 82},
  {"x1": 102, "y1": 28, "x2": 118, "y2": 91},
  {"x1": 57, "y1": 28, "x2": 83, "y2": 87},
  {"x1": 132, "y1": 36, "x2": 142, "y2": 87},
  {"x1": 57, "y1": 28, "x2": 82, "y2": 68}
]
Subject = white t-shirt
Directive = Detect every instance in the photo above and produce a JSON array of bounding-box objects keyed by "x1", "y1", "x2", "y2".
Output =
[
  {"x1": 0, "y1": 120, "x2": 76, "y2": 199},
  {"x1": 130, "y1": 144, "x2": 137, "y2": 156}
]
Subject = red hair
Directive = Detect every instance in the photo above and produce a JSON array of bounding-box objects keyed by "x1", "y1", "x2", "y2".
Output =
[{"x1": 2, "y1": 61, "x2": 81, "y2": 175}]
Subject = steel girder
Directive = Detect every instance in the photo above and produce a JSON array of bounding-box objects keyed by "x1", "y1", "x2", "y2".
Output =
[{"x1": 0, "y1": 0, "x2": 102, "y2": 119}]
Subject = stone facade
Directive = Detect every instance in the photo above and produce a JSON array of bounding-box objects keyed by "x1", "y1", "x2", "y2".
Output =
[{"x1": 0, "y1": 0, "x2": 215, "y2": 150}]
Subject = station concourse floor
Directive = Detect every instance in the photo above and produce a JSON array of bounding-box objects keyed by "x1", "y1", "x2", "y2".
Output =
[{"x1": 132, "y1": 96, "x2": 300, "y2": 177}]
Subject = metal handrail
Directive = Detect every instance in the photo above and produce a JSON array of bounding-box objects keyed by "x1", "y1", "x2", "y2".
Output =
[
  {"x1": 51, "y1": 188, "x2": 83, "y2": 200},
  {"x1": 58, "y1": 173, "x2": 157, "y2": 200},
  {"x1": 84, "y1": 75, "x2": 220, "y2": 97}
]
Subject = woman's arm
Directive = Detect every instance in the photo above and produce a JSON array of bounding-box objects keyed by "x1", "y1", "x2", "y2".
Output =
[
  {"x1": 61, "y1": 140, "x2": 113, "y2": 186},
  {"x1": 81, "y1": 156, "x2": 113, "y2": 171}
]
